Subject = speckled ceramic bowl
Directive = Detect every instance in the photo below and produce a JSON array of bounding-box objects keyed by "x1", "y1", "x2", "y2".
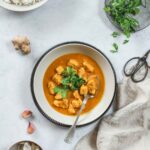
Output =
[
  {"x1": 9, "y1": 141, "x2": 42, "y2": 150},
  {"x1": 31, "y1": 42, "x2": 117, "y2": 127},
  {"x1": 0, "y1": 0, "x2": 47, "y2": 11}
]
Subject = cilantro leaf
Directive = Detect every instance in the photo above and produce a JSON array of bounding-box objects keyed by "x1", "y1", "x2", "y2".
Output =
[
  {"x1": 123, "y1": 39, "x2": 129, "y2": 44},
  {"x1": 54, "y1": 86, "x2": 68, "y2": 98},
  {"x1": 62, "y1": 67, "x2": 85, "y2": 90},
  {"x1": 104, "y1": 0, "x2": 142, "y2": 37},
  {"x1": 110, "y1": 43, "x2": 118, "y2": 53},
  {"x1": 112, "y1": 32, "x2": 120, "y2": 38},
  {"x1": 62, "y1": 66, "x2": 76, "y2": 77}
]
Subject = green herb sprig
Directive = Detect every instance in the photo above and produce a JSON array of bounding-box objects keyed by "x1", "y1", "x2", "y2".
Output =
[
  {"x1": 105, "y1": 0, "x2": 142, "y2": 38},
  {"x1": 54, "y1": 67, "x2": 85, "y2": 98},
  {"x1": 110, "y1": 43, "x2": 118, "y2": 53},
  {"x1": 112, "y1": 31, "x2": 120, "y2": 38}
]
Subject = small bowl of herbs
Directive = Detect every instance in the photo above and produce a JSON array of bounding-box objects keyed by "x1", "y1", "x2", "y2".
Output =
[{"x1": 104, "y1": 0, "x2": 150, "y2": 52}]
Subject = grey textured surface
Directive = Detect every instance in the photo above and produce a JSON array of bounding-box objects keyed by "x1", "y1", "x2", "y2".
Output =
[{"x1": 0, "y1": 0, "x2": 150, "y2": 150}]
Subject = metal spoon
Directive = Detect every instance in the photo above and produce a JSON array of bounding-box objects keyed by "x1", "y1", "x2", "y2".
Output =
[
  {"x1": 64, "y1": 94, "x2": 94, "y2": 144},
  {"x1": 64, "y1": 77, "x2": 100, "y2": 144}
]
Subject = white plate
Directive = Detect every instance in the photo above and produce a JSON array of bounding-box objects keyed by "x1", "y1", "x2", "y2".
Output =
[
  {"x1": 31, "y1": 42, "x2": 117, "y2": 127},
  {"x1": 0, "y1": 0, "x2": 47, "y2": 11}
]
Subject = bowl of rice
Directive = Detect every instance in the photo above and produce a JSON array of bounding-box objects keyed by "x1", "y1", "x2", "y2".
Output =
[{"x1": 0, "y1": 0, "x2": 47, "y2": 11}]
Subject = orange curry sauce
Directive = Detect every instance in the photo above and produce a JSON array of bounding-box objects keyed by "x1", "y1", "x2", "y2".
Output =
[{"x1": 43, "y1": 53, "x2": 105, "y2": 115}]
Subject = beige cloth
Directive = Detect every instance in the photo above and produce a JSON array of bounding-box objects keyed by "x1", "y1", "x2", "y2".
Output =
[{"x1": 75, "y1": 74, "x2": 150, "y2": 150}]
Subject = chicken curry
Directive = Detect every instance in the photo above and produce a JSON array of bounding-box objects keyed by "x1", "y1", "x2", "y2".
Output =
[{"x1": 43, "y1": 53, "x2": 105, "y2": 115}]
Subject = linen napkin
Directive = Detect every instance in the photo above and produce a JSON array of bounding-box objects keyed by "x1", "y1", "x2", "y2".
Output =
[{"x1": 75, "y1": 73, "x2": 150, "y2": 150}]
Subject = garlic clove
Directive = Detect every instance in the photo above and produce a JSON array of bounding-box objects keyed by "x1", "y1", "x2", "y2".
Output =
[
  {"x1": 27, "y1": 122, "x2": 35, "y2": 134},
  {"x1": 21, "y1": 110, "x2": 32, "y2": 119}
]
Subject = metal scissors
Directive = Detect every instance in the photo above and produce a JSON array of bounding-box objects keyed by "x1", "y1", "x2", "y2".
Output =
[{"x1": 123, "y1": 50, "x2": 150, "y2": 83}]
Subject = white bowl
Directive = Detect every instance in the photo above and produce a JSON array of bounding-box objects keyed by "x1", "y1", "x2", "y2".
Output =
[
  {"x1": 0, "y1": 0, "x2": 47, "y2": 11},
  {"x1": 9, "y1": 141, "x2": 42, "y2": 150},
  {"x1": 31, "y1": 42, "x2": 117, "y2": 127}
]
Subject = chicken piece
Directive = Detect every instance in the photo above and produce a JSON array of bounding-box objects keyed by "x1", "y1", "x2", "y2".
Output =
[
  {"x1": 56, "y1": 66, "x2": 64, "y2": 75},
  {"x1": 82, "y1": 74, "x2": 88, "y2": 82},
  {"x1": 88, "y1": 74, "x2": 97, "y2": 80},
  {"x1": 78, "y1": 67, "x2": 88, "y2": 81},
  {"x1": 55, "y1": 93, "x2": 62, "y2": 100},
  {"x1": 73, "y1": 90, "x2": 81, "y2": 99},
  {"x1": 80, "y1": 85, "x2": 88, "y2": 95},
  {"x1": 78, "y1": 67, "x2": 86, "y2": 77},
  {"x1": 53, "y1": 99, "x2": 69, "y2": 109},
  {"x1": 53, "y1": 100, "x2": 62, "y2": 108},
  {"x1": 68, "y1": 104, "x2": 76, "y2": 114},
  {"x1": 87, "y1": 79, "x2": 97, "y2": 95},
  {"x1": 68, "y1": 59, "x2": 79, "y2": 67},
  {"x1": 83, "y1": 61, "x2": 94, "y2": 72},
  {"x1": 47, "y1": 81, "x2": 56, "y2": 94},
  {"x1": 72, "y1": 99, "x2": 82, "y2": 108},
  {"x1": 63, "y1": 99, "x2": 69, "y2": 108},
  {"x1": 53, "y1": 74, "x2": 62, "y2": 85}
]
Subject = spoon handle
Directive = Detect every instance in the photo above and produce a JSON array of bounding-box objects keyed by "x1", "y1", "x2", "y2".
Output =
[{"x1": 64, "y1": 95, "x2": 89, "y2": 144}]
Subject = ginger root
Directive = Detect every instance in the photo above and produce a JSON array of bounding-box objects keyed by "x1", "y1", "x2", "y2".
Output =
[{"x1": 12, "y1": 36, "x2": 31, "y2": 55}]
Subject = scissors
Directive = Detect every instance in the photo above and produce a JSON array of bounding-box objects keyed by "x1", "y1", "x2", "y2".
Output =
[{"x1": 123, "y1": 50, "x2": 150, "y2": 83}]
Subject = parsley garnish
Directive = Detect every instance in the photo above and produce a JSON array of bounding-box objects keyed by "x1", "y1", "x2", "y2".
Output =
[
  {"x1": 62, "y1": 66, "x2": 76, "y2": 77},
  {"x1": 110, "y1": 43, "x2": 118, "y2": 53},
  {"x1": 54, "y1": 67, "x2": 85, "y2": 98},
  {"x1": 62, "y1": 67, "x2": 85, "y2": 90},
  {"x1": 112, "y1": 31, "x2": 120, "y2": 38},
  {"x1": 105, "y1": 0, "x2": 142, "y2": 37},
  {"x1": 54, "y1": 86, "x2": 68, "y2": 98},
  {"x1": 123, "y1": 39, "x2": 129, "y2": 44}
]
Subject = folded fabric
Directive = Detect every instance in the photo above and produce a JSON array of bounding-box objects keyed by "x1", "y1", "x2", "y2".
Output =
[{"x1": 75, "y1": 73, "x2": 150, "y2": 150}]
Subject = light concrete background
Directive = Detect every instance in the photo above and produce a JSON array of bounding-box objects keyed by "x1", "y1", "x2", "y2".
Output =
[{"x1": 0, "y1": 0, "x2": 150, "y2": 149}]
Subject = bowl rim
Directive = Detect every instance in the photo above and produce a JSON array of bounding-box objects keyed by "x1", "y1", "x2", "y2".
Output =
[
  {"x1": 30, "y1": 41, "x2": 117, "y2": 127},
  {"x1": 0, "y1": 0, "x2": 47, "y2": 12},
  {"x1": 9, "y1": 140, "x2": 42, "y2": 150}
]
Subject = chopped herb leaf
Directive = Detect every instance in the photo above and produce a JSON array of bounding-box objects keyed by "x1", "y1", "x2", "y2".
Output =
[
  {"x1": 110, "y1": 43, "x2": 118, "y2": 53},
  {"x1": 104, "y1": 0, "x2": 142, "y2": 37},
  {"x1": 62, "y1": 66, "x2": 76, "y2": 77},
  {"x1": 123, "y1": 39, "x2": 129, "y2": 44},
  {"x1": 54, "y1": 86, "x2": 68, "y2": 98},
  {"x1": 112, "y1": 31, "x2": 120, "y2": 38},
  {"x1": 113, "y1": 43, "x2": 118, "y2": 50},
  {"x1": 110, "y1": 50, "x2": 118, "y2": 53},
  {"x1": 61, "y1": 66, "x2": 85, "y2": 90}
]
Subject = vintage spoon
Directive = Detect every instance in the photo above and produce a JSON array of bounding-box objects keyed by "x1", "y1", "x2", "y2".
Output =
[
  {"x1": 64, "y1": 77, "x2": 100, "y2": 144},
  {"x1": 64, "y1": 94, "x2": 94, "y2": 144}
]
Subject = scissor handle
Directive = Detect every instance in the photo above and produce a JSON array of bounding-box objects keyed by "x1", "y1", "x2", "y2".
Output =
[
  {"x1": 144, "y1": 50, "x2": 150, "y2": 68},
  {"x1": 131, "y1": 62, "x2": 148, "y2": 82},
  {"x1": 124, "y1": 57, "x2": 148, "y2": 82},
  {"x1": 123, "y1": 57, "x2": 140, "y2": 76}
]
